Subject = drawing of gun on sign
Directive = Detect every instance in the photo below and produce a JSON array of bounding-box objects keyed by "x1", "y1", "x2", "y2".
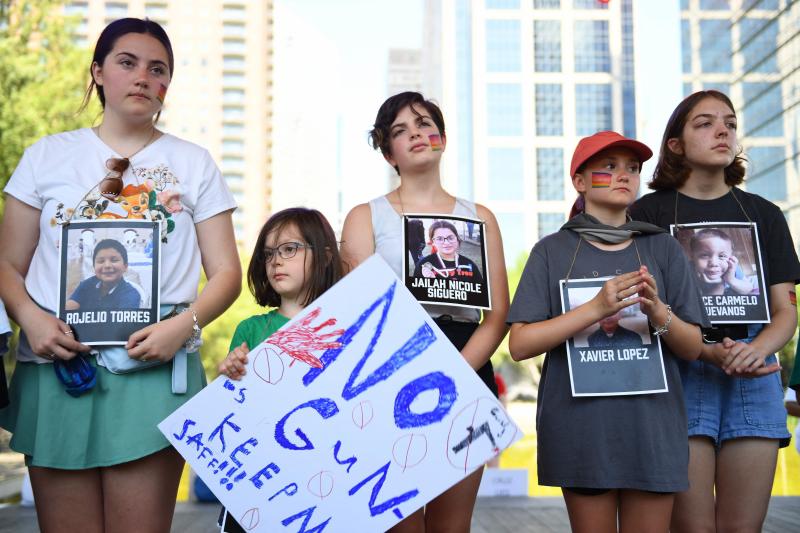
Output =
[{"x1": 160, "y1": 255, "x2": 521, "y2": 533}]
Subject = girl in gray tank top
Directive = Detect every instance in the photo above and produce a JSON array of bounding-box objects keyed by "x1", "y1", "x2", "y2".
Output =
[{"x1": 341, "y1": 92, "x2": 509, "y2": 533}]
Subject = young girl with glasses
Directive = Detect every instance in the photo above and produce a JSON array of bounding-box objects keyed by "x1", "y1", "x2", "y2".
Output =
[
  {"x1": 508, "y1": 131, "x2": 706, "y2": 533},
  {"x1": 630, "y1": 90, "x2": 800, "y2": 532},
  {"x1": 340, "y1": 91, "x2": 509, "y2": 533},
  {"x1": 216, "y1": 207, "x2": 343, "y2": 532},
  {"x1": 0, "y1": 18, "x2": 241, "y2": 532}
]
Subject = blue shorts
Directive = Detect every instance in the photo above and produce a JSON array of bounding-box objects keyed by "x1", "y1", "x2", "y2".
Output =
[{"x1": 680, "y1": 326, "x2": 790, "y2": 448}]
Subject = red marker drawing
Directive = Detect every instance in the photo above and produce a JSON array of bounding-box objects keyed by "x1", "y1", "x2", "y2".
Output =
[{"x1": 268, "y1": 307, "x2": 344, "y2": 368}]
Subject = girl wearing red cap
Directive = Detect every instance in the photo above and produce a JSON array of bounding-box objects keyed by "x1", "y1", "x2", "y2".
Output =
[
  {"x1": 509, "y1": 131, "x2": 706, "y2": 532},
  {"x1": 631, "y1": 91, "x2": 800, "y2": 532}
]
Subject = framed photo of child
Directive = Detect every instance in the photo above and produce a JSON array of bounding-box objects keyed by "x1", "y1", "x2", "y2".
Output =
[
  {"x1": 560, "y1": 277, "x2": 668, "y2": 396},
  {"x1": 402, "y1": 214, "x2": 491, "y2": 310},
  {"x1": 671, "y1": 222, "x2": 769, "y2": 324},
  {"x1": 57, "y1": 220, "x2": 161, "y2": 345}
]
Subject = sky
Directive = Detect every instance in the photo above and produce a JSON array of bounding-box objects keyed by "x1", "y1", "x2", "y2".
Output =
[
  {"x1": 273, "y1": 0, "x2": 424, "y2": 227},
  {"x1": 272, "y1": 0, "x2": 681, "y2": 225}
]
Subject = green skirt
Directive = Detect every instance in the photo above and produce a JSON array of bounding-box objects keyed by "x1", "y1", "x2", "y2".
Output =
[{"x1": 0, "y1": 355, "x2": 206, "y2": 469}]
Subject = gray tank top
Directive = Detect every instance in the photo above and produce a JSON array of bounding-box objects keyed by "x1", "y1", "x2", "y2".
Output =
[{"x1": 369, "y1": 195, "x2": 482, "y2": 323}]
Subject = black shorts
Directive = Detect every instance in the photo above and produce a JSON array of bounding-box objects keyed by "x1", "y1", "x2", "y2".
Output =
[{"x1": 433, "y1": 316, "x2": 498, "y2": 398}]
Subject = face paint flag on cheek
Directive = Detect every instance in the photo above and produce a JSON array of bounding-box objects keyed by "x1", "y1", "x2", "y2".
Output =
[
  {"x1": 591, "y1": 172, "x2": 612, "y2": 188},
  {"x1": 790, "y1": 290, "x2": 797, "y2": 306},
  {"x1": 157, "y1": 83, "x2": 167, "y2": 104},
  {"x1": 429, "y1": 134, "x2": 442, "y2": 152}
]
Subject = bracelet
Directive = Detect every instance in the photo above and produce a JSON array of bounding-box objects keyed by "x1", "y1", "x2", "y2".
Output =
[
  {"x1": 182, "y1": 306, "x2": 202, "y2": 351},
  {"x1": 651, "y1": 304, "x2": 672, "y2": 337}
]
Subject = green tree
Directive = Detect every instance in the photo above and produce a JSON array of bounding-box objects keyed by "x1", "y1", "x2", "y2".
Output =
[
  {"x1": 0, "y1": 0, "x2": 93, "y2": 213},
  {"x1": 491, "y1": 253, "x2": 543, "y2": 397},
  {"x1": 198, "y1": 256, "x2": 263, "y2": 379}
]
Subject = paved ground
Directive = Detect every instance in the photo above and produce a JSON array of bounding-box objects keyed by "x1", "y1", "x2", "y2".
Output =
[{"x1": 0, "y1": 496, "x2": 798, "y2": 532}]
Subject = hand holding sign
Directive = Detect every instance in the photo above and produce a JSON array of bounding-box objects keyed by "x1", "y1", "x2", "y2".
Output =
[
  {"x1": 159, "y1": 255, "x2": 520, "y2": 532},
  {"x1": 219, "y1": 342, "x2": 250, "y2": 380}
]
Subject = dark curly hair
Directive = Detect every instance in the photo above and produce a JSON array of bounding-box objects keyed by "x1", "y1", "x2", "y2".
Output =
[
  {"x1": 369, "y1": 92, "x2": 446, "y2": 175},
  {"x1": 650, "y1": 90, "x2": 746, "y2": 190}
]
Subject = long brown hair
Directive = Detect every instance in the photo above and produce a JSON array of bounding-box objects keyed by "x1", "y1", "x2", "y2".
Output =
[
  {"x1": 650, "y1": 90, "x2": 746, "y2": 190},
  {"x1": 248, "y1": 208, "x2": 343, "y2": 308}
]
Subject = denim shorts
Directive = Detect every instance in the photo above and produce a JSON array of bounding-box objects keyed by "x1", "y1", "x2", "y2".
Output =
[{"x1": 680, "y1": 325, "x2": 790, "y2": 448}]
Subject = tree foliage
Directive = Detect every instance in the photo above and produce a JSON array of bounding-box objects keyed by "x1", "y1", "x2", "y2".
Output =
[
  {"x1": 199, "y1": 256, "x2": 263, "y2": 380},
  {"x1": 0, "y1": 0, "x2": 94, "y2": 213}
]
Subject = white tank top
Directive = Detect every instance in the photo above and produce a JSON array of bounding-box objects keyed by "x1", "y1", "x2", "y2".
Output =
[{"x1": 369, "y1": 195, "x2": 482, "y2": 323}]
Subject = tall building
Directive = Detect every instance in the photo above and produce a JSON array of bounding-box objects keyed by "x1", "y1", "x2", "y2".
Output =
[
  {"x1": 387, "y1": 49, "x2": 423, "y2": 96},
  {"x1": 386, "y1": 48, "x2": 424, "y2": 190},
  {"x1": 63, "y1": 0, "x2": 274, "y2": 247},
  {"x1": 680, "y1": 0, "x2": 800, "y2": 247},
  {"x1": 425, "y1": 0, "x2": 637, "y2": 264}
]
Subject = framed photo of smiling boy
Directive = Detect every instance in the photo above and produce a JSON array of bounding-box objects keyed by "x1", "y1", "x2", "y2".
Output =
[
  {"x1": 402, "y1": 213, "x2": 491, "y2": 310},
  {"x1": 57, "y1": 220, "x2": 161, "y2": 345},
  {"x1": 671, "y1": 222, "x2": 769, "y2": 324}
]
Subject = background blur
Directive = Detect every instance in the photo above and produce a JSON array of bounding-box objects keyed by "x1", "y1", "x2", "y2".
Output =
[{"x1": 1, "y1": 0, "x2": 799, "y2": 497}]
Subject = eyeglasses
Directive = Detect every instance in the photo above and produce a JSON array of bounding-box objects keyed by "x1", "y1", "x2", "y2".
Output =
[
  {"x1": 264, "y1": 241, "x2": 312, "y2": 263},
  {"x1": 99, "y1": 157, "x2": 131, "y2": 200},
  {"x1": 432, "y1": 235, "x2": 458, "y2": 244}
]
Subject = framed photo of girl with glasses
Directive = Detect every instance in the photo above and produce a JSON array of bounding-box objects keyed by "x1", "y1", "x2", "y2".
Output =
[
  {"x1": 57, "y1": 220, "x2": 161, "y2": 345},
  {"x1": 403, "y1": 214, "x2": 491, "y2": 310}
]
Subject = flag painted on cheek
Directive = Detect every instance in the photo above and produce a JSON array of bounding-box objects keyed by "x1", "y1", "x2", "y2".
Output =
[
  {"x1": 157, "y1": 84, "x2": 167, "y2": 104},
  {"x1": 591, "y1": 172, "x2": 612, "y2": 188},
  {"x1": 429, "y1": 134, "x2": 442, "y2": 151}
]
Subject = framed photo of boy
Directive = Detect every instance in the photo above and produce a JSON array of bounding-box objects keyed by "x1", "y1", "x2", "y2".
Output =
[
  {"x1": 57, "y1": 220, "x2": 161, "y2": 345},
  {"x1": 402, "y1": 214, "x2": 491, "y2": 310},
  {"x1": 560, "y1": 277, "x2": 667, "y2": 397},
  {"x1": 670, "y1": 222, "x2": 769, "y2": 324}
]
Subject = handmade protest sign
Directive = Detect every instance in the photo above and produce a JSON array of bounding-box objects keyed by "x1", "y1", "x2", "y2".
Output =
[
  {"x1": 159, "y1": 254, "x2": 520, "y2": 532},
  {"x1": 561, "y1": 277, "x2": 667, "y2": 396},
  {"x1": 58, "y1": 220, "x2": 160, "y2": 344},
  {"x1": 403, "y1": 214, "x2": 491, "y2": 310},
  {"x1": 671, "y1": 222, "x2": 769, "y2": 324}
]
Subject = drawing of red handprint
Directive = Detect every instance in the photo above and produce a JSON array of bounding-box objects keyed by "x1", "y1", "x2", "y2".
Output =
[{"x1": 268, "y1": 307, "x2": 344, "y2": 368}]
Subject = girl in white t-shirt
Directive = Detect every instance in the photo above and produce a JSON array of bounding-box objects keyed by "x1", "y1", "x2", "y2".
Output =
[{"x1": 0, "y1": 18, "x2": 241, "y2": 532}]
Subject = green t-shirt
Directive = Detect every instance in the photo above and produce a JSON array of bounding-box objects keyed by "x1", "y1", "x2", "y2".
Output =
[{"x1": 228, "y1": 310, "x2": 290, "y2": 352}]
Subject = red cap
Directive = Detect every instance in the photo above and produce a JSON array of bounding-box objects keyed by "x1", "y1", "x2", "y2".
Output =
[{"x1": 569, "y1": 131, "x2": 653, "y2": 177}]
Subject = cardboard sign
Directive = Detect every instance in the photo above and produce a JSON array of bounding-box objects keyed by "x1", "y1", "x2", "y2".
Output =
[
  {"x1": 159, "y1": 255, "x2": 520, "y2": 532},
  {"x1": 560, "y1": 277, "x2": 667, "y2": 396},
  {"x1": 58, "y1": 220, "x2": 160, "y2": 344},
  {"x1": 671, "y1": 222, "x2": 769, "y2": 324},
  {"x1": 403, "y1": 214, "x2": 491, "y2": 310}
]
